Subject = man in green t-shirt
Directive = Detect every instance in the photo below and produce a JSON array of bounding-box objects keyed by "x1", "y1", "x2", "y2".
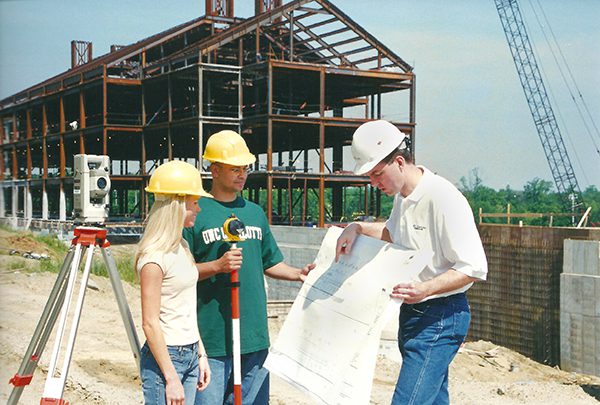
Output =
[{"x1": 183, "y1": 130, "x2": 315, "y2": 405}]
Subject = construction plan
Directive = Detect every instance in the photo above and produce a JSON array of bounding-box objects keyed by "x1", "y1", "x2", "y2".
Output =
[{"x1": 265, "y1": 226, "x2": 432, "y2": 405}]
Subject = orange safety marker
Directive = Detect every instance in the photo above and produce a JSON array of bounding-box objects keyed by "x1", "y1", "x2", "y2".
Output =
[{"x1": 223, "y1": 214, "x2": 246, "y2": 405}]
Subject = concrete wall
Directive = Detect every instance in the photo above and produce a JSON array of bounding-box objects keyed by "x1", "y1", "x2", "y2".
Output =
[
  {"x1": 267, "y1": 225, "x2": 328, "y2": 300},
  {"x1": 468, "y1": 225, "x2": 600, "y2": 366},
  {"x1": 560, "y1": 239, "x2": 600, "y2": 377}
]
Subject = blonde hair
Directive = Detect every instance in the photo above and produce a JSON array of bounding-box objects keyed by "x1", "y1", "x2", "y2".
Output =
[{"x1": 135, "y1": 195, "x2": 194, "y2": 270}]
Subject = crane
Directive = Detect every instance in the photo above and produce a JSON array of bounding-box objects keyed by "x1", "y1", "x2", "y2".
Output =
[{"x1": 494, "y1": 0, "x2": 584, "y2": 212}]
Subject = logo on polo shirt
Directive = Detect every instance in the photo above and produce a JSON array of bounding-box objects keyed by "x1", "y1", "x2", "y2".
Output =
[
  {"x1": 413, "y1": 224, "x2": 426, "y2": 231},
  {"x1": 201, "y1": 226, "x2": 263, "y2": 244}
]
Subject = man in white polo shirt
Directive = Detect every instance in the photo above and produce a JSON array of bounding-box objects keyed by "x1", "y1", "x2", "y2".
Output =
[{"x1": 335, "y1": 120, "x2": 488, "y2": 405}]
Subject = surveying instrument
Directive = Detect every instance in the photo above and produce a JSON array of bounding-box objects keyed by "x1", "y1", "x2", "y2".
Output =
[
  {"x1": 223, "y1": 214, "x2": 246, "y2": 405},
  {"x1": 7, "y1": 154, "x2": 141, "y2": 405}
]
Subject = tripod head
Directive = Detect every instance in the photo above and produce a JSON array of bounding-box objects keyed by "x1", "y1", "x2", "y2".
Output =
[
  {"x1": 223, "y1": 214, "x2": 246, "y2": 243},
  {"x1": 73, "y1": 154, "x2": 111, "y2": 225}
]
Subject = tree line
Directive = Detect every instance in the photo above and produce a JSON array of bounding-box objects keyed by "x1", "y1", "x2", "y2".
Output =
[{"x1": 454, "y1": 170, "x2": 598, "y2": 227}]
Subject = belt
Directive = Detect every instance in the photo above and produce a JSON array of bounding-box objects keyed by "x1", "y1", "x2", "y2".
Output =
[{"x1": 403, "y1": 292, "x2": 466, "y2": 310}]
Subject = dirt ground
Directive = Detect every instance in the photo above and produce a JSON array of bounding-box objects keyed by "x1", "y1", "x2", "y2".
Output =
[{"x1": 1, "y1": 230, "x2": 599, "y2": 404}]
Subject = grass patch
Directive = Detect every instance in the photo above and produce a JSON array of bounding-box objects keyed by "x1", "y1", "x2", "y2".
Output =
[
  {"x1": 90, "y1": 253, "x2": 138, "y2": 285},
  {"x1": 0, "y1": 227, "x2": 138, "y2": 285},
  {"x1": 38, "y1": 257, "x2": 63, "y2": 274},
  {"x1": 38, "y1": 249, "x2": 138, "y2": 285},
  {"x1": 4, "y1": 256, "x2": 30, "y2": 272},
  {"x1": 33, "y1": 234, "x2": 69, "y2": 256},
  {"x1": 0, "y1": 222, "x2": 14, "y2": 232}
]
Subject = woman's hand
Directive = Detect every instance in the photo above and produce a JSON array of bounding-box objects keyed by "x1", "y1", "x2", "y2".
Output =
[
  {"x1": 197, "y1": 355, "x2": 211, "y2": 391},
  {"x1": 165, "y1": 376, "x2": 186, "y2": 404}
]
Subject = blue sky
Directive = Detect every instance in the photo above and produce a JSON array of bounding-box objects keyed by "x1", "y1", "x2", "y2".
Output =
[{"x1": 1, "y1": 0, "x2": 598, "y2": 191}]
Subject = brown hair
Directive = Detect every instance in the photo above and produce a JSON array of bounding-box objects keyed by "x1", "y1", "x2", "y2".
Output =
[{"x1": 382, "y1": 145, "x2": 413, "y2": 165}]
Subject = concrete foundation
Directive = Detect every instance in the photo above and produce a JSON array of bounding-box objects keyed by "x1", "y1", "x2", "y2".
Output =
[
  {"x1": 267, "y1": 225, "x2": 328, "y2": 300},
  {"x1": 560, "y1": 239, "x2": 600, "y2": 377}
]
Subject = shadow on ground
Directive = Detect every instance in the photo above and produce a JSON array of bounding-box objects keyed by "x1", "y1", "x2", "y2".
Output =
[{"x1": 581, "y1": 384, "x2": 600, "y2": 401}]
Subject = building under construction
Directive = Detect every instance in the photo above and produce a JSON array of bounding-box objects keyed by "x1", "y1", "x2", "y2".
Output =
[{"x1": 0, "y1": 0, "x2": 415, "y2": 227}]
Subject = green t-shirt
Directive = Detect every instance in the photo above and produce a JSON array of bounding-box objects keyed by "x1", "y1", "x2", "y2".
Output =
[{"x1": 183, "y1": 196, "x2": 284, "y2": 356}]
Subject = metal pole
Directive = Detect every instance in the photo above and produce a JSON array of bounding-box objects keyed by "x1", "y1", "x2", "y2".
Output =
[
  {"x1": 102, "y1": 247, "x2": 141, "y2": 368},
  {"x1": 7, "y1": 250, "x2": 76, "y2": 405},
  {"x1": 230, "y1": 242, "x2": 242, "y2": 405},
  {"x1": 42, "y1": 243, "x2": 95, "y2": 402}
]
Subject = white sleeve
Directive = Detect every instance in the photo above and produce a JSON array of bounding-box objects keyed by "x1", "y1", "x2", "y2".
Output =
[
  {"x1": 136, "y1": 252, "x2": 166, "y2": 276},
  {"x1": 437, "y1": 193, "x2": 488, "y2": 280}
]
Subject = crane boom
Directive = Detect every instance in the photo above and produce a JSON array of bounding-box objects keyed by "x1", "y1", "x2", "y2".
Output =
[{"x1": 494, "y1": 0, "x2": 584, "y2": 211}]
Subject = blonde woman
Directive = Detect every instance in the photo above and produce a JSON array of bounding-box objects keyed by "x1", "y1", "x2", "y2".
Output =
[{"x1": 136, "y1": 160, "x2": 212, "y2": 405}]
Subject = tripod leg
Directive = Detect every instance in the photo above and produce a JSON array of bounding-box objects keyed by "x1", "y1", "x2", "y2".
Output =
[
  {"x1": 49, "y1": 242, "x2": 96, "y2": 400},
  {"x1": 41, "y1": 242, "x2": 88, "y2": 401},
  {"x1": 7, "y1": 249, "x2": 77, "y2": 405},
  {"x1": 101, "y1": 247, "x2": 141, "y2": 369}
]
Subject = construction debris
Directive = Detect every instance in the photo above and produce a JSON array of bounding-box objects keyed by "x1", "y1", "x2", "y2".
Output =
[{"x1": 8, "y1": 250, "x2": 50, "y2": 260}]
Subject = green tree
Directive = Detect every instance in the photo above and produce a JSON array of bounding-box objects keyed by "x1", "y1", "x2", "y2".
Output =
[
  {"x1": 459, "y1": 169, "x2": 506, "y2": 223},
  {"x1": 458, "y1": 170, "x2": 599, "y2": 227},
  {"x1": 582, "y1": 186, "x2": 600, "y2": 225}
]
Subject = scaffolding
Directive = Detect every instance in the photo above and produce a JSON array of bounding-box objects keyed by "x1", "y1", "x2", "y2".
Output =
[{"x1": 0, "y1": 0, "x2": 415, "y2": 227}]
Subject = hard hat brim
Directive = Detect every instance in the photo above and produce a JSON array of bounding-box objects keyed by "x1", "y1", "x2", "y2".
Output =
[
  {"x1": 145, "y1": 187, "x2": 213, "y2": 199},
  {"x1": 193, "y1": 190, "x2": 213, "y2": 198},
  {"x1": 353, "y1": 160, "x2": 379, "y2": 176},
  {"x1": 204, "y1": 153, "x2": 256, "y2": 166}
]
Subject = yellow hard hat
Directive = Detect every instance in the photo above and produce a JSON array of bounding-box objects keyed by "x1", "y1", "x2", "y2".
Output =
[
  {"x1": 203, "y1": 130, "x2": 256, "y2": 166},
  {"x1": 145, "y1": 160, "x2": 211, "y2": 198}
]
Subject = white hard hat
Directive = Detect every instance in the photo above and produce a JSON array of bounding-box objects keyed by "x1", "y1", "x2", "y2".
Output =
[{"x1": 351, "y1": 120, "x2": 407, "y2": 174}]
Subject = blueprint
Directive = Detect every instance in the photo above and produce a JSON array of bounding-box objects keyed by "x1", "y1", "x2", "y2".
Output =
[{"x1": 265, "y1": 226, "x2": 432, "y2": 404}]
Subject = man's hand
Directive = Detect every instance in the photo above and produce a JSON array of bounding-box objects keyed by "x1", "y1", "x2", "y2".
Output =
[
  {"x1": 264, "y1": 262, "x2": 315, "y2": 282},
  {"x1": 299, "y1": 263, "x2": 316, "y2": 282},
  {"x1": 390, "y1": 271, "x2": 476, "y2": 304},
  {"x1": 335, "y1": 223, "x2": 361, "y2": 262},
  {"x1": 390, "y1": 282, "x2": 430, "y2": 304},
  {"x1": 217, "y1": 247, "x2": 243, "y2": 274}
]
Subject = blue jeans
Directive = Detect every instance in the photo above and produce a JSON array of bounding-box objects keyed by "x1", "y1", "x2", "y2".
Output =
[
  {"x1": 140, "y1": 341, "x2": 200, "y2": 405},
  {"x1": 391, "y1": 293, "x2": 470, "y2": 405},
  {"x1": 194, "y1": 349, "x2": 269, "y2": 405}
]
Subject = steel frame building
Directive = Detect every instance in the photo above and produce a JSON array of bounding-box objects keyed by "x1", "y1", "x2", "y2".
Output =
[{"x1": 0, "y1": 0, "x2": 415, "y2": 227}]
